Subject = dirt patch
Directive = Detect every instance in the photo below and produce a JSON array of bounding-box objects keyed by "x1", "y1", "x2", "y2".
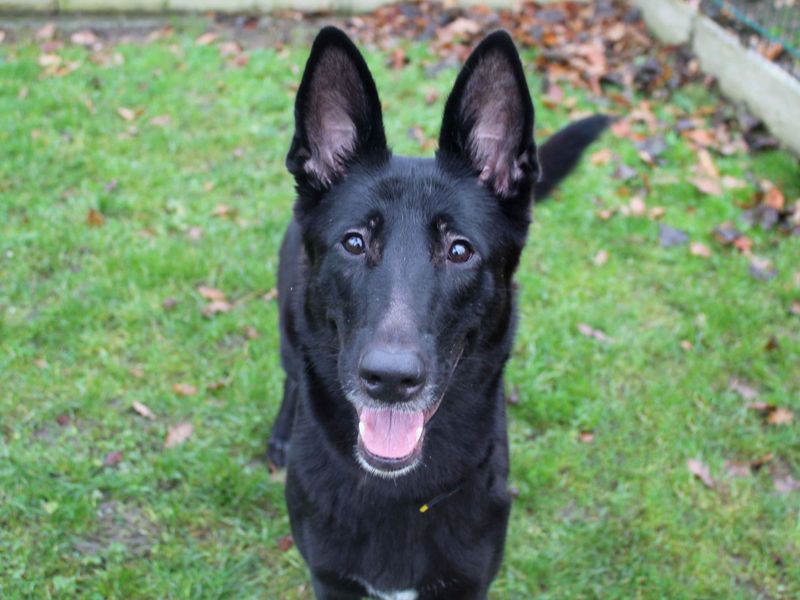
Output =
[{"x1": 73, "y1": 500, "x2": 160, "y2": 558}]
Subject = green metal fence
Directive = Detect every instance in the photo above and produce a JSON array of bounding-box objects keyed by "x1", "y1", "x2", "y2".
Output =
[{"x1": 702, "y1": 0, "x2": 800, "y2": 66}]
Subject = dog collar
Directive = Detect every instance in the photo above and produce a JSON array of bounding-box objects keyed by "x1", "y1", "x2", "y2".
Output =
[{"x1": 419, "y1": 485, "x2": 463, "y2": 514}]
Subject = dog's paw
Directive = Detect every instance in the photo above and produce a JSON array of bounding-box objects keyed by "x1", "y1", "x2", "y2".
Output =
[{"x1": 266, "y1": 436, "x2": 290, "y2": 469}]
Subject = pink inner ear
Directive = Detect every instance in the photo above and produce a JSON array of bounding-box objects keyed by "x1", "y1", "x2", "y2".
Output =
[
  {"x1": 461, "y1": 51, "x2": 527, "y2": 197},
  {"x1": 304, "y1": 48, "x2": 365, "y2": 185},
  {"x1": 305, "y1": 110, "x2": 356, "y2": 185}
]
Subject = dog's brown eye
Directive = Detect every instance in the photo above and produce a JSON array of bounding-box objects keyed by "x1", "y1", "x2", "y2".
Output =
[
  {"x1": 448, "y1": 240, "x2": 473, "y2": 263},
  {"x1": 343, "y1": 233, "x2": 366, "y2": 255}
]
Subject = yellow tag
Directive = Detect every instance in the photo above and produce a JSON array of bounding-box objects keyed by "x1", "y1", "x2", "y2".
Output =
[{"x1": 419, "y1": 504, "x2": 429, "y2": 513}]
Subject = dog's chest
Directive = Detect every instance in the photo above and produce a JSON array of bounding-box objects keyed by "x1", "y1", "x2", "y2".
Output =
[
  {"x1": 300, "y1": 495, "x2": 460, "y2": 590},
  {"x1": 356, "y1": 578, "x2": 418, "y2": 600}
]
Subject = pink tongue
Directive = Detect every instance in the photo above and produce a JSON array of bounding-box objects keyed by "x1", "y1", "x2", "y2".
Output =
[{"x1": 359, "y1": 408, "x2": 424, "y2": 459}]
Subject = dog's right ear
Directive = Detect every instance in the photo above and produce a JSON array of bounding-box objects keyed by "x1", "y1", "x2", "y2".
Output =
[{"x1": 286, "y1": 27, "x2": 388, "y2": 191}]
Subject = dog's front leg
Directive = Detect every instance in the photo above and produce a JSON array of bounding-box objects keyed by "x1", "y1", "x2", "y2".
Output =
[
  {"x1": 310, "y1": 574, "x2": 364, "y2": 600},
  {"x1": 266, "y1": 376, "x2": 298, "y2": 467}
]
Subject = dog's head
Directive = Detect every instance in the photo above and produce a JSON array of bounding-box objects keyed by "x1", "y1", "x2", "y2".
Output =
[{"x1": 286, "y1": 28, "x2": 556, "y2": 477}]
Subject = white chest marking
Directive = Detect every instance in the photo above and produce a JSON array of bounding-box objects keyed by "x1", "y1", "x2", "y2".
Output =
[{"x1": 360, "y1": 581, "x2": 418, "y2": 600}]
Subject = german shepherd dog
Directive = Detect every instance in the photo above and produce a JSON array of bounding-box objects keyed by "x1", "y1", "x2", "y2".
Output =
[{"x1": 267, "y1": 26, "x2": 608, "y2": 600}]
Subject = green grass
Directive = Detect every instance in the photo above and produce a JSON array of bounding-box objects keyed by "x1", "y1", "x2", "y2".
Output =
[{"x1": 2, "y1": 24, "x2": 799, "y2": 599}]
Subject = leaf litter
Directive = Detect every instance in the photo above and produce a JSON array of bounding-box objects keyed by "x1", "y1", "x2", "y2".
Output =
[{"x1": 165, "y1": 422, "x2": 193, "y2": 448}]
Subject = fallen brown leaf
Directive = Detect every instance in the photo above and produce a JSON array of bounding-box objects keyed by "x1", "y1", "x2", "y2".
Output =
[
  {"x1": 263, "y1": 288, "x2": 278, "y2": 302},
  {"x1": 592, "y1": 250, "x2": 609, "y2": 266},
  {"x1": 687, "y1": 458, "x2": 715, "y2": 489},
  {"x1": 578, "y1": 431, "x2": 594, "y2": 443},
  {"x1": 172, "y1": 383, "x2": 197, "y2": 397},
  {"x1": 117, "y1": 107, "x2": 138, "y2": 122},
  {"x1": 276, "y1": 534, "x2": 294, "y2": 552},
  {"x1": 696, "y1": 148, "x2": 719, "y2": 179},
  {"x1": 764, "y1": 335, "x2": 780, "y2": 352},
  {"x1": 683, "y1": 129, "x2": 715, "y2": 147},
  {"x1": 103, "y1": 451, "x2": 124, "y2": 467},
  {"x1": 680, "y1": 340, "x2": 692, "y2": 351},
  {"x1": 746, "y1": 401, "x2": 775, "y2": 412},
  {"x1": 132, "y1": 400, "x2": 156, "y2": 420},
  {"x1": 148, "y1": 114, "x2": 171, "y2": 127},
  {"x1": 724, "y1": 461, "x2": 751, "y2": 478},
  {"x1": 438, "y1": 16, "x2": 480, "y2": 42},
  {"x1": 767, "y1": 407, "x2": 794, "y2": 426},
  {"x1": 86, "y1": 208, "x2": 104, "y2": 227},
  {"x1": 774, "y1": 475, "x2": 800, "y2": 494},
  {"x1": 725, "y1": 453, "x2": 773, "y2": 478},
  {"x1": 721, "y1": 176, "x2": 747, "y2": 190},
  {"x1": 165, "y1": 422, "x2": 193, "y2": 448},
  {"x1": 590, "y1": 148, "x2": 613, "y2": 166},
  {"x1": 689, "y1": 242, "x2": 711, "y2": 258},
  {"x1": 389, "y1": 47, "x2": 408, "y2": 69},
  {"x1": 577, "y1": 323, "x2": 612, "y2": 343},
  {"x1": 162, "y1": 297, "x2": 178, "y2": 310},
  {"x1": 36, "y1": 22, "x2": 56, "y2": 41},
  {"x1": 732, "y1": 236, "x2": 752, "y2": 253},
  {"x1": 70, "y1": 30, "x2": 98, "y2": 47},
  {"x1": 37, "y1": 53, "x2": 61, "y2": 69},
  {"x1": 611, "y1": 119, "x2": 632, "y2": 138},
  {"x1": 690, "y1": 177, "x2": 722, "y2": 196},
  {"x1": 763, "y1": 185, "x2": 784, "y2": 211},
  {"x1": 211, "y1": 203, "x2": 235, "y2": 218},
  {"x1": 749, "y1": 257, "x2": 777, "y2": 281},
  {"x1": 202, "y1": 300, "x2": 233, "y2": 317},
  {"x1": 659, "y1": 224, "x2": 688, "y2": 248},
  {"x1": 628, "y1": 195, "x2": 646, "y2": 217},
  {"x1": 506, "y1": 386, "x2": 520, "y2": 405},
  {"x1": 729, "y1": 378, "x2": 758, "y2": 401},
  {"x1": 218, "y1": 41, "x2": 242, "y2": 57},
  {"x1": 195, "y1": 32, "x2": 218, "y2": 46},
  {"x1": 196, "y1": 286, "x2": 226, "y2": 301},
  {"x1": 227, "y1": 53, "x2": 249, "y2": 69},
  {"x1": 131, "y1": 400, "x2": 156, "y2": 421}
]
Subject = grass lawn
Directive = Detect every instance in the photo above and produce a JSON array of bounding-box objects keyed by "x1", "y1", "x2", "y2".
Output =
[{"x1": 1, "y1": 18, "x2": 799, "y2": 599}]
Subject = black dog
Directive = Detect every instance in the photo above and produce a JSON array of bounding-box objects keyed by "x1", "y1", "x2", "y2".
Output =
[{"x1": 267, "y1": 26, "x2": 608, "y2": 600}]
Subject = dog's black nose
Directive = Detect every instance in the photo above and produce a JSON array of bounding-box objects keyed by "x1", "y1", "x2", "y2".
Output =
[{"x1": 359, "y1": 346, "x2": 426, "y2": 402}]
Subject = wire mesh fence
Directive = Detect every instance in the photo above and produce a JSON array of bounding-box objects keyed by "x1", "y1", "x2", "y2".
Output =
[{"x1": 701, "y1": 0, "x2": 800, "y2": 76}]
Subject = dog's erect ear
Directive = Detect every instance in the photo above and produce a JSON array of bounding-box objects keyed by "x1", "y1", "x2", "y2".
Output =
[
  {"x1": 438, "y1": 31, "x2": 538, "y2": 199},
  {"x1": 286, "y1": 27, "x2": 388, "y2": 190}
]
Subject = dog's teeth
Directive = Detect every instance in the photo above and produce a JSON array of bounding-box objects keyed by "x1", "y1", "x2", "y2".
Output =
[
  {"x1": 415, "y1": 426, "x2": 423, "y2": 442},
  {"x1": 359, "y1": 421, "x2": 365, "y2": 437}
]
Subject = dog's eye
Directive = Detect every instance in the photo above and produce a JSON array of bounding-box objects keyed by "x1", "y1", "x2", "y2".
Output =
[
  {"x1": 342, "y1": 232, "x2": 366, "y2": 255},
  {"x1": 447, "y1": 240, "x2": 473, "y2": 263}
]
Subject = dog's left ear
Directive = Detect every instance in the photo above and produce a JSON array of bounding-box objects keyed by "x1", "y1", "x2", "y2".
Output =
[
  {"x1": 286, "y1": 26, "x2": 388, "y2": 191},
  {"x1": 438, "y1": 31, "x2": 538, "y2": 199}
]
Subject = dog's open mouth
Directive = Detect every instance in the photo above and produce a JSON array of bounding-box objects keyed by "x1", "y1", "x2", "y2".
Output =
[{"x1": 356, "y1": 403, "x2": 440, "y2": 475}]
